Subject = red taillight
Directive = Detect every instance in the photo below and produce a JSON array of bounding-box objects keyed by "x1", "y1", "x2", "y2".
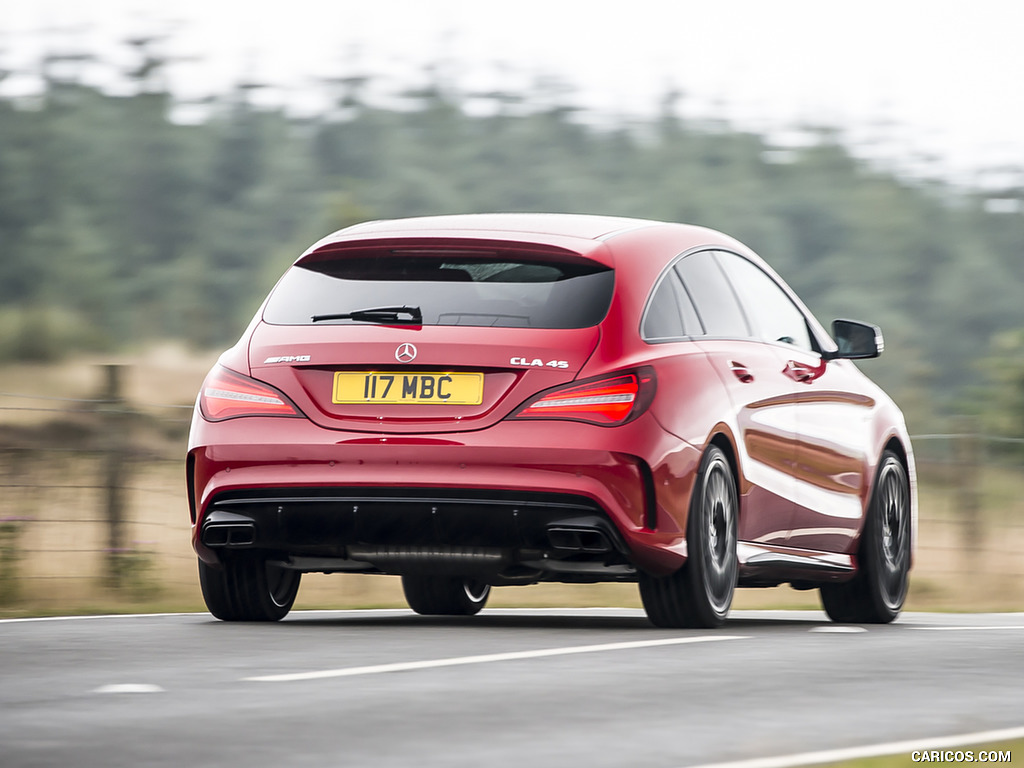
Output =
[
  {"x1": 199, "y1": 367, "x2": 302, "y2": 421},
  {"x1": 511, "y1": 369, "x2": 656, "y2": 426}
]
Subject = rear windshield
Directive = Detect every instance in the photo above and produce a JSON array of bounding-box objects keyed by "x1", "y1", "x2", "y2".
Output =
[{"x1": 262, "y1": 254, "x2": 615, "y2": 329}]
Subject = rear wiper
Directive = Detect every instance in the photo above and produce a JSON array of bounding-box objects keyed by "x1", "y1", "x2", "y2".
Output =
[{"x1": 311, "y1": 305, "x2": 423, "y2": 324}]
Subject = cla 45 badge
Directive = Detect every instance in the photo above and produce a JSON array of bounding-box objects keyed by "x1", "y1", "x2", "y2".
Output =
[{"x1": 511, "y1": 357, "x2": 569, "y2": 368}]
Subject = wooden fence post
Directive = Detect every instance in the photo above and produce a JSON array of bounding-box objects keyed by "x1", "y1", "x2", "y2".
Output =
[
  {"x1": 954, "y1": 416, "x2": 982, "y2": 568},
  {"x1": 101, "y1": 364, "x2": 128, "y2": 588}
]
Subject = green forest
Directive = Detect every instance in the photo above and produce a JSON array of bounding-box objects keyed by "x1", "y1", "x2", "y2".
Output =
[{"x1": 1, "y1": 46, "x2": 1023, "y2": 435}]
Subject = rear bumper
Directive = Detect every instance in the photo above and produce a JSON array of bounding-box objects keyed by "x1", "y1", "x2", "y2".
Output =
[
  {"x1": 188, "y1": 411, "x2": 699, "y2": 578},
  {"x1": 197, "y1": 487, "x2": 635, "y2": 584}
]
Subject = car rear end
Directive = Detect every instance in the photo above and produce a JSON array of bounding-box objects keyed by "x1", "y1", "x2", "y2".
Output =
[{"x1": 187, "y1": 220, "x2": 687, "y2": 597}]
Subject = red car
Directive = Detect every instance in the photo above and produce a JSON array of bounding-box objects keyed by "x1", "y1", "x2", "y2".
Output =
[{"x1": 187, "y1": 213, "x2": 916, "y2": 627}]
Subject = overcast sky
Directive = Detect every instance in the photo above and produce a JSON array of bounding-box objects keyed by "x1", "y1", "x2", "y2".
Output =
[{"x1": 2, "y1": 0, "x2": 1022, "y2": 186}]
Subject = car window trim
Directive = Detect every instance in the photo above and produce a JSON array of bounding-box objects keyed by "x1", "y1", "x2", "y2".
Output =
[
  {"x1": 640, "y1": 245, "x2": 713, "y2": 344},
  {"x1": 642, "y1": 246, "x2": 833, "y2": 354}
]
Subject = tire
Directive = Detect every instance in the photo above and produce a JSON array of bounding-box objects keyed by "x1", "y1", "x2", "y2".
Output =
[
  {"x1": 639, "y1": 445, "x2": 738, "y2": 628},
  {"x1": 198, "y1": 553, "x2": 301, "y2": 622},
  {"x1": 820, "y1": 450, "x2": 911, "y2": 624},
  {"x1": 401, "y1": 575, "x2": 491, "y2": 616}
]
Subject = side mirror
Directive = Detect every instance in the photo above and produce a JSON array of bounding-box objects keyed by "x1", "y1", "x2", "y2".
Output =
[{"x1": 827, "y1": 318, "x2": 883, "y2": 360}]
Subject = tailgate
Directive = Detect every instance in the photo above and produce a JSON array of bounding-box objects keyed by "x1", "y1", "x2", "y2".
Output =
[{"x1": 249, "y1": 323, "x2": 601, "y2": 434}]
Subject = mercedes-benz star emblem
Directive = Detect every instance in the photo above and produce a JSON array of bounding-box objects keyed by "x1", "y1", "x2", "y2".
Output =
[{"x1": 395, "y1": 343, "x2": 417, "y2": 363}]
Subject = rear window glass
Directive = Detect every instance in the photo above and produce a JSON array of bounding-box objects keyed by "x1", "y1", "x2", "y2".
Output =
[{"x1": 262, "y1": 254, "x2": 615, "y2": 329}]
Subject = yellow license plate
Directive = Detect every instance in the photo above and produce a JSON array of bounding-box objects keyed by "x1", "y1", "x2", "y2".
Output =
[{"x1": 333, "y1": 371, "x2": 484, "y2": 405}]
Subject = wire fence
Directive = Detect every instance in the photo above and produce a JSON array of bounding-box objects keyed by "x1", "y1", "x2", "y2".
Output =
[{"x1": 1, "y1": 367, "x2": 1022, "y2": 612}]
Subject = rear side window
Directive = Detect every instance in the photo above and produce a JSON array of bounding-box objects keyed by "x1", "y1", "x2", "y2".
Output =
[
  {"x1": 262, "y1": 253, "x2": 615, "y2": 329},
  {"x1": 675, "y1": 251, "x2": 749, "y2": 338},
  {"x1": 642, "y1": 269, "x2": 702, "y2": 341}
]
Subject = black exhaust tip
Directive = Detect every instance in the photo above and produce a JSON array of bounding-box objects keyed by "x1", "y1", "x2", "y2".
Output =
[
  {"x1": 202, "y1": 522, "x2": 256, "y2": 548},
  {"x1": 547, "y1": 527, "x2": 612, "y2": 553}
]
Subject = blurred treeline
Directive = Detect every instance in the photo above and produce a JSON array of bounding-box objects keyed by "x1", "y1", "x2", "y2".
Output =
[{"x1": 1, "y1": 45, "x2": 1023, "y2": 435}]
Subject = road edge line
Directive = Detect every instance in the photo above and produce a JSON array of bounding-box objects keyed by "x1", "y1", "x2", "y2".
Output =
[{"x1": 686, "y1": 726, "x2": 1024, "y2": 768}]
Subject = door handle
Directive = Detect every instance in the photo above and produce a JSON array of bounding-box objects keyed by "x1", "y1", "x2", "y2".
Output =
[
  {"x1": 729, "y1": 361, "x2": 754, "y2": 383},
  {"x1": 783, "y1": 359, "x2": 825, "y2": 383}
]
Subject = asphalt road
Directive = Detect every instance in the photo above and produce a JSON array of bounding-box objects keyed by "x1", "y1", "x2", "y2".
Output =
[{"x1": 1, "y1": 608, "x2": 1022, "y2": 768}]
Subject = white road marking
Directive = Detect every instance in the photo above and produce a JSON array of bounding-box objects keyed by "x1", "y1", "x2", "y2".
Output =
[
  {"x1": 809, "y1": 626, "x2": 867, "y2": 633},
  {"x1": 93, "y1": 683, "x2": 165, "y2": 694},
  {"x1": 0, "y1": 612, "x2": 203, "y2": 624},
  {"x1": 0, "y1": 609, "x2": 410, "y2": 625},
  {"x1": 4, "y1": 609, "x2": 1021, "y2": 626},
  {"x1": 686, "y1": 725, "x2": 1024, "y2": 768},
  {"x1": 911, "y1": 625, "x2": 1024, "y2": 631},
  {"x1": 245, "y1": 635, "x2": 749, "y2": 682}
]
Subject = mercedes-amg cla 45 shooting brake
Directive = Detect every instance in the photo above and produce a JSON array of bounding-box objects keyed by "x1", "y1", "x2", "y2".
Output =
[{"x1": 188, "y1": 213, "x2": 916, "y2": 628}]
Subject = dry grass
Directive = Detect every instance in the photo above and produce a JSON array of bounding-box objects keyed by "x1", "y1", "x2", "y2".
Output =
[{"x1": 1, "y1": 353, "x2": 1022, "y2": 618}]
